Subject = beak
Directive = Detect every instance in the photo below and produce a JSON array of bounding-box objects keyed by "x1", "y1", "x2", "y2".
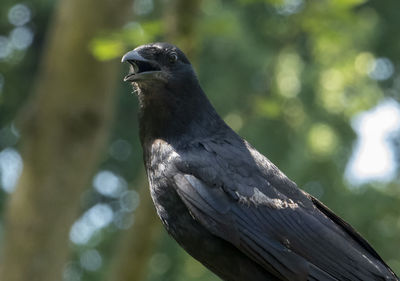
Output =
[
  {"x1": 121, "y1": 50, "x2": 146, "y2": 63},
  {"x1": 121, "y1": 50, "x2": 165, "y2": 82}
]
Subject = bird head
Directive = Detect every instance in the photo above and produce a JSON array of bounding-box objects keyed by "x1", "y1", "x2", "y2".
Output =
[
  {"x1": 121, "y1": 42, "x2": 221, "y2": 140},
  {"x1": 121, "y1": 42, "x2": 193, "y2": 87}
]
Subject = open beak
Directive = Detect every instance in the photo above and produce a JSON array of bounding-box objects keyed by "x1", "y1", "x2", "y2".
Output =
[{"x1": 121, "y1": 50, "x2": 163, "y2": 82}]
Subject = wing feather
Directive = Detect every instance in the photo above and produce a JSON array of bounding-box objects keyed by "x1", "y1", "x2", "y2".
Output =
[
  {"x1": 169, "y1": 139, "x2": 397, "y2": 280},
  {"x1": 172, "y1": 170, "x2": 396, "y2": 281}
]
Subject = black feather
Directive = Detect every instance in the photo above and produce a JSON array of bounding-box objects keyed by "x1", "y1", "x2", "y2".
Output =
[{"x1": 122, "y1": 42, "x2": 398, "y2": 281}]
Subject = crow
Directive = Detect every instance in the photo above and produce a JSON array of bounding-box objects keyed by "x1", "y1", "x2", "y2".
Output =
[{"x1": 121, "y1": 42, "x2": 398, "y2": 281}]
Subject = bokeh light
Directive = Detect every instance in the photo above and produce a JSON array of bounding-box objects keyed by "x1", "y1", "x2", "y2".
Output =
[
  {"x1": 93, "y1": 170, "x2": 127, "y2": 198},
  {"x1": 276, "y1": 52, "x2": 303, "y2": 98},
  {"x1": 0, "y1": 36, "x2": 12, "y2": 59},
  {"x1": 368, "y1": 58, "x2": 394, "y2": 81},
  {"x1": 8, "y1": 4, "x2": 31, "y2": 27},
  {"x1": 0, "y1": 148, "x2": 23, "y2": 193},
  {"x1": 119, "y1": 190, "x2": 140, "y2": 212},
  {"x1": 10, "y1": 27, "x2": 34, "y2": 50},
  {"x1": 109, "y1": 139, "x2": 132, "y2": 161},
  {"x1": 113, "y1": 210, "x2": 134, "y2": 229},
  {"x1": 354, "y1": 52, "x2": 374, "y2": 74},
  {"x1": 346, "y1": 99, "x2": 400, "y2": 185},
  {"x1": 307, "y1": 123, "x2": 338, "y2": 158},
  {"x1": 224, "y1": 113, "x2": 243, "y2": 131},
  {"x1": 275, "y1": 0, "x2": 304, "y2": 16},
  {"x1": 69, "y1": 203, "x2": 114, "y2": 245},
  {"x1": 80, "y1": 249, "x2": 102, "y2": 272},
  {"x1": 320, "y1": 69, "x2": 344, "y2": 91}
]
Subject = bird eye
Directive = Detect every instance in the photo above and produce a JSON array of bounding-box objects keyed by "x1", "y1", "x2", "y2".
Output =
[{"x1": 168, "y1": 53, "x2": 178, "y2": 64}]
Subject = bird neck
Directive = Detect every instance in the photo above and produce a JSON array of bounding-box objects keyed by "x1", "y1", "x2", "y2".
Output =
[{"x1": 137, "y1": 81, "x2": 226, "y2": 147}]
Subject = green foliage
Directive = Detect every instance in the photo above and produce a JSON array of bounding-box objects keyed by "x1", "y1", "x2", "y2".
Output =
[{"x1": 90, "y1": 21, "x2": 163, "y2": 61}]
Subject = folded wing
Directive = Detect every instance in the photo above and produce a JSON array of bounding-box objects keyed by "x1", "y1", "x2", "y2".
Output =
[{"x1": 172, "y1": 155, "x2": 397, "y2": 281}]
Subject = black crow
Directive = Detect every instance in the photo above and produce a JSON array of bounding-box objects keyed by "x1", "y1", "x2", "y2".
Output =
[{"x1": 121, "y1": 42, "x2": 398, "y2": 281}]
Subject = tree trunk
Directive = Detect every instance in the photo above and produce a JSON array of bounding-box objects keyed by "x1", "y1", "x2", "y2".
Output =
[
  {"x1": 0, "y1": 0, "x2": 134, "y2": 281},
  {"x1": 163, "y1": 0, "x2": 203, "y2": 59}
]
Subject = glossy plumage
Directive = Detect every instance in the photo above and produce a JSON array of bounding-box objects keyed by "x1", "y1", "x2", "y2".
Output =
[{"x1": 122, "y1": 42, "x2": 398, "y2": 281}]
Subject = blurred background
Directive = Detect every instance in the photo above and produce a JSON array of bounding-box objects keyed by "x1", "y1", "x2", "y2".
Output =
[{"x1": 0, "y1": 0, "x2": 399, "y2": 280}]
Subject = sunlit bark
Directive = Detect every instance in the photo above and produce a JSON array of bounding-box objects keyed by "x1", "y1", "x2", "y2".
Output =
[{"x1": 0, "y1": 0, "x2": 133, "y2": 280}]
